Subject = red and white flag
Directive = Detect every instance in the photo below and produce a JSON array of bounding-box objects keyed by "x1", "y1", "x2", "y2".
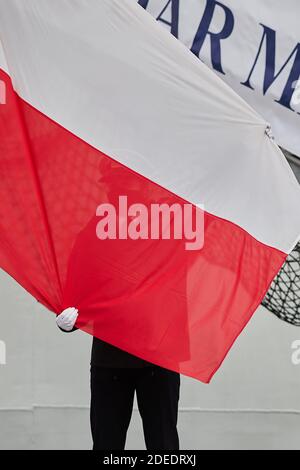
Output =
[{"x1": 0, "y1": 0, "x2": 300, "y2": 382}]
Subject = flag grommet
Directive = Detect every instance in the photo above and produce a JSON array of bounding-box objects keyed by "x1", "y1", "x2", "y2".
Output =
[{"x1": 265, "y1": 124, "x2": 275, "y2": 141}]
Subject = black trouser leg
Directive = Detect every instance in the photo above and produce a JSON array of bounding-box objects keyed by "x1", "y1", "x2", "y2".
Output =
[
  {"x1": 136, "y1": 366, "x2": 180, "y2": 450},
  {"x1": 90, "y1": 366, "x2": 135, "y2": 450}
]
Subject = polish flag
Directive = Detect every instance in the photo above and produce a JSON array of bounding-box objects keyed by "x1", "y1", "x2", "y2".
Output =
[{"x1": 0, "y1": 0, "x2": 300, "y2": 382}]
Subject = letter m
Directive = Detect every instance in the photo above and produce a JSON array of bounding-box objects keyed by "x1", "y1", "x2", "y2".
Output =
[{"x1": 242, "y1": 24, "x2": 300, "y2": 111}]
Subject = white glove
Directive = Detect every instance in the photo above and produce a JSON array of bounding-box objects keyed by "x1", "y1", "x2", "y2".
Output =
[{"x1": 56, "y1": 307, "x2": 78, "y2": 332}]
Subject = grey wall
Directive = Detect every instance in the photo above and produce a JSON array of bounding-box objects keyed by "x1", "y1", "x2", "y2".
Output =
[{"x1": 0, "y1": 269, "x2": 300, "y2": 450}]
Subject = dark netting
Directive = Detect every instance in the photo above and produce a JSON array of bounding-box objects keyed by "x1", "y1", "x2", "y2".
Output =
[
  {"x1": 262, "y1": 151, "x2": 300, "y2": 326},
  {"x1": 262, "y1": 242, "x2": 300, "y2": 326}
]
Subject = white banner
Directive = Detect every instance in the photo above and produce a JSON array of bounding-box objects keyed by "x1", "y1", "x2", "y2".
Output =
[{"x1": 138, "y1": 0, "x2": 300, "y2": 158}]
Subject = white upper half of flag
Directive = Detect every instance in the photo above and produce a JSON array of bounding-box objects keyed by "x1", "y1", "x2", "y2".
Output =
[{"x1": 0, "y1": 0, "x2": 299, "y2": 253}]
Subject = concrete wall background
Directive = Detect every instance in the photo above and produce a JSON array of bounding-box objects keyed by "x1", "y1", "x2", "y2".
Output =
[{"x1": 0, "y1": 268, "x2": 300, "y2": 450}]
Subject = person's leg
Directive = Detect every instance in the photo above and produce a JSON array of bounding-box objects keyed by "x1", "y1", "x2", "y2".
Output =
[
  {"x1": 136, "y1": 366, "x2": 180, "y2": 450},
  {"x1": 90, "y1": 366, "x2": 135, "y2": 450}
]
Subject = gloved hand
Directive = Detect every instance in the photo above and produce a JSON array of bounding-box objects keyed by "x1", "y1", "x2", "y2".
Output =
[{"x1": 56, "y1": 307, "x2": 78, "y2": 332}]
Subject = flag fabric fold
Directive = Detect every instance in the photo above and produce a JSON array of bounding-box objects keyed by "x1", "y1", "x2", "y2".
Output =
[{"x1": 0, "y1": 0, "x2": 300, "y2": 382}]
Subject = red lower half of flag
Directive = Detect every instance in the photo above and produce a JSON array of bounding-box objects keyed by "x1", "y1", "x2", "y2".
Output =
[{"x1": 0, "y1": 69, "x2": 286, "y2": 382}]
